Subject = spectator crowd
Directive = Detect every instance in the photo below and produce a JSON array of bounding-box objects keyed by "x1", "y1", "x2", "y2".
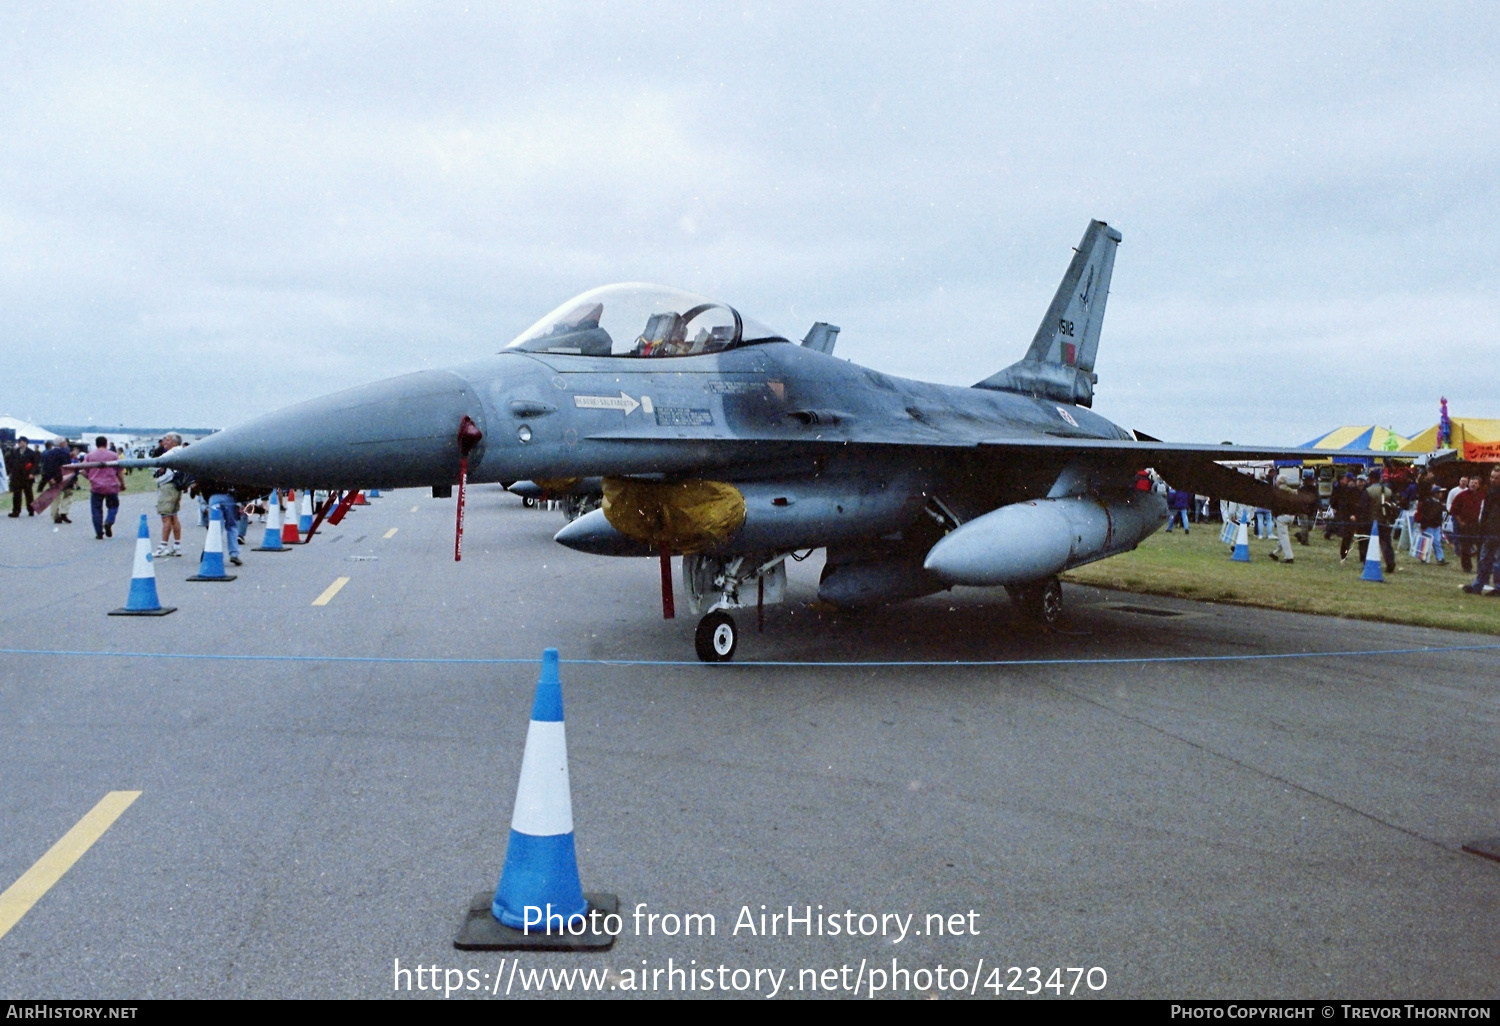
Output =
[
  {"x1": 1157, "y1": 462, "x2": 1500, "y2": 598},
  {"x1": 3, "y1": 431, "x2": 283, "y2": 570}
]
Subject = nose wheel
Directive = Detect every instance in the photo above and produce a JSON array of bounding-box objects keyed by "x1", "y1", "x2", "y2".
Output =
[{"x1": 695, "y1": 611, "x2": 739, "y2": 662}]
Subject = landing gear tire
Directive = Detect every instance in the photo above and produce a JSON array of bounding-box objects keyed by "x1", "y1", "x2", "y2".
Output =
[
  {"x1": 1009, "y1": 576, "x2": 1063, "y2": 627},
  {"x1": 695, "y1": 611, "x2": 738, "y2": 662},
  {"x1": 521, "y1": 497, "x2": 537, "y2": 509}
]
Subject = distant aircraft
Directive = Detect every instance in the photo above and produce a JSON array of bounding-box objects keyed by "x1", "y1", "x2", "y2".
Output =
[{"x1": 155, "y1": 220, "x2": 1384, "y2": 660}]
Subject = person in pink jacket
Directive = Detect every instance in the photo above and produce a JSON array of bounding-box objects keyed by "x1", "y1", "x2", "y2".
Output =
[{"x1": 81, "y1": 436, "x2": 125, "y2": 539}]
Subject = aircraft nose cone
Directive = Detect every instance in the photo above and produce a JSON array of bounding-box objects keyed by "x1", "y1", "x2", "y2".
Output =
[{"x1": 170, "y1": 369, "x2": 487, "y2": 488}]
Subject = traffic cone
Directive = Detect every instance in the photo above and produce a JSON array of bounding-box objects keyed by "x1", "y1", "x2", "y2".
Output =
[
  {"x1": 453, "y1": 649, "x2": 617, "y2": 951},
  {"x1": 368, "y1": 489, "x2": 381, "y2": 498},
  {"x1": 254, "y1": 490, "x2": 287, "y2": 551},
  {"x1": 1231, "y1": 518, "x2": 1251, "y2": 562},
  {"x1": 1361, "y1": 521, "x2": 1385, "y2": 582},
  {"x1": 298, "y1": 491, "x2": 314, "y2": 535},
  {"x1": 353, "y1": 490, "x2": 369, "y2": 505},
  {"x1": 187, "y1": 506, "x2": 237, "y2": 581},
  {"x1": 281, "y1": 490, "x2": 301, "y2": 544},
  {"x1": 109, "y1": 515, "x2": 177, "y2": 615}
]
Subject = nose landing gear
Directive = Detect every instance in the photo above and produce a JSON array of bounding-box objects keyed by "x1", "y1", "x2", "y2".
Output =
[
  {"x1": 694, "y1": 610, "x2": 738, "y2": 662},
  {"x1": 684, "y1": 552, "x2": 790, "y2": 662}
]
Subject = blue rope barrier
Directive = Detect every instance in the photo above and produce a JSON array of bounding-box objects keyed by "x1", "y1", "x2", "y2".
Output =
[{"x1": 1, "y1": 643, "x2": 1497, "y2": 669}]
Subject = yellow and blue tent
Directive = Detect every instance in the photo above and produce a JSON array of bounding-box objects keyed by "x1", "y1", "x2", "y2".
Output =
[{"x1": 1278, "y1": 425, "x2": 1410, "y2": 466}]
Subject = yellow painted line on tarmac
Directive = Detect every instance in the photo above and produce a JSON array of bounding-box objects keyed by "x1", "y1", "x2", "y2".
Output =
[
  {"x1": 312, "y1": 576, "x2": 351, "y2": 606},
  {"x1": 0, "y1": 791, "x2": 141, "y2": 941},
  {"x1": 383, "y1": 528, "x2": 398, "y2": 539}
]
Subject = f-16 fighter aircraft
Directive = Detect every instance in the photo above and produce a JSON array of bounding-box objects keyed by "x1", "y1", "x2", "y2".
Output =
[{"x1": 155, "y1": 220, "x2": 1385, "y2": 661}]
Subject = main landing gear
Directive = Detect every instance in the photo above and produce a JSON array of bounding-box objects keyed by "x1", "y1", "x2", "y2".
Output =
[
  {"x1": 1006, "y1": 575, "x2": 1064, "y2": 627},
  {"x1": 562, "y1": 492, "x2": 601, "y2": 522}
]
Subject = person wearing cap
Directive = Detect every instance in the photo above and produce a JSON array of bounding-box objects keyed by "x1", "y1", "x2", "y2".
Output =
[{"x1": 6, "y1": 437, "x2": 40, "y2": 517}]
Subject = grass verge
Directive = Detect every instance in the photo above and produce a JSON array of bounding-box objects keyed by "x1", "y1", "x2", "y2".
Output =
[{"x1": 1062, "y1": 522, "x2": 1500, "y2": 636}]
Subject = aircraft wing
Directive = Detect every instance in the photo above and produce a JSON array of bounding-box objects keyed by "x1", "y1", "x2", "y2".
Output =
[
  {"x1": 977, "y1": 437, "x2": 1393, "y2": 513},
  {"x1": 585, "y1": 429, "x2": 1398, "y2": 513}
]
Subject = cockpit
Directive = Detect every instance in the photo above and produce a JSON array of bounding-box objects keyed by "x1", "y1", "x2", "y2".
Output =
[{"x1": 505, "y1": 283, "x2": 790, "y2": 358}]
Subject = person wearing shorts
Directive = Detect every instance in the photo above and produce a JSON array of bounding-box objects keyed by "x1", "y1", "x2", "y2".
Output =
[{"x1": 153, "y1": 433, "x2": 185, "y2": 556}]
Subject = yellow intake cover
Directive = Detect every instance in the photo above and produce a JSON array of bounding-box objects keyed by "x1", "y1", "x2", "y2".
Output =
[
  {"x1": 602, "y1": 477, "x2": 747, "y2": 553},
  {"x1": 532, "y1": 477, "x2": 583, "y2": 494}
]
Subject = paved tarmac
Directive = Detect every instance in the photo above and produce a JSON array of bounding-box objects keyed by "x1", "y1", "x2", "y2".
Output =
[{"x1": 1, "y1": 486, "x2": 1496, "y2": 999}]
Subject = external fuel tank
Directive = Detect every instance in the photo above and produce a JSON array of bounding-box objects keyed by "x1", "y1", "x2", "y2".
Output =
[{"x1": 922, "y1": 491, "x2": 1167, "y2": 587}]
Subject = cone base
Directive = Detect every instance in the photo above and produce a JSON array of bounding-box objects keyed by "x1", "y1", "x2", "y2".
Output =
[
  {"x1": 186, "y1": 574, "x2": 237, "y2": 582},
  {"x1": 109, "y1": 606, "x2": 177, "y2": 616},
  {"x1": 252, "y1": 546, "x2": 289, "y2": 552},
  {"x1": 454, "y1": 891, "x2": 618, "y2": 952}
]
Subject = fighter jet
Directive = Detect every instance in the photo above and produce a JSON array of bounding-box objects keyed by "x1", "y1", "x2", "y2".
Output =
[{"x1": 155, "y1": 220, "x2": 1380, "y2": 661}]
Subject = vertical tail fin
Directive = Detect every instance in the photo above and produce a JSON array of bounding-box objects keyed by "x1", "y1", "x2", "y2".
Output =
[
  {"x1": 801, "y1": 322, "x2": 841, "y2": 355},
  {"x1": 974, "y1": 219, "x2": 1121, "y2": 407}
]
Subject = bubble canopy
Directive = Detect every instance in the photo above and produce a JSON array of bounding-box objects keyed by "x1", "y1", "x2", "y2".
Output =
[{"x1": 506, "y1": 283, "x2": 789, "y2": 358}]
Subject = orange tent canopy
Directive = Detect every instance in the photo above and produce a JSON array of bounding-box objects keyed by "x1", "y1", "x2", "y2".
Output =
[{"x1": 1400, "y1": 418, "x2": 1500, "y2": 461}]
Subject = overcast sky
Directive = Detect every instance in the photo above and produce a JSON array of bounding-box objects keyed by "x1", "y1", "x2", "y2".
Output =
[{"x1": 2, "y1": 2, "x2": 1496, "y2": 443}]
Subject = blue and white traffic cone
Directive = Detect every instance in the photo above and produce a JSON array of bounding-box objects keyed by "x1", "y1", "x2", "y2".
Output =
[
  {"x1": 187, "y1": 506, "x2": 237, "y2": 581},
  {"x1": 454, "y1": 648, "x2": 617, "y2": 951},
  {"x1": 493, "y1": 648, "x2": 588, "y2": 928},
  {"x1": 368, "y1": 488, "x2": 381, "y2": 498},
  {"x1": 254, "y1": 489, "x2": 287, "y2": 552},
  {"x1": 1361, "y1": 521, "x2": 1385, "y2": 582},
  {"x1": 109, "y1": 515, "x2": 177, "y2": 616},
  {"x1": 298, "y1": 491, "x2": 314, "y2": 535},
  {"x1": 1231, "y1": 518, "x2": 1251, "y2": 562}
]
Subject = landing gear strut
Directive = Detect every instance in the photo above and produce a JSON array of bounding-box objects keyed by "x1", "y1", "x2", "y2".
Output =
[
  {"x1": 562, "y1": 493, "x2": 601, "y2": 522},
  {"x1": 695, "y1": 611, "x2": 738, "y2": 662},
  {"x1": 683, "y1": 553, "x2": 789, "y2": 662},
  {"x1": 1007, "y1": 576, "x2": 1064, "y2": 626}
]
